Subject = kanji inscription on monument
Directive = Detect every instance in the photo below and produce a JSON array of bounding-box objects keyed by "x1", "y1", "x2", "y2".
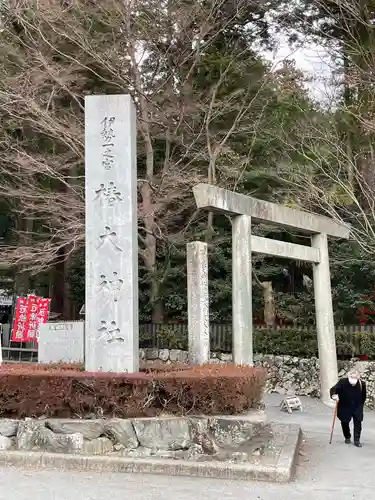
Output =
[
  {"x1": 95, "y1": 182, "x2": 123, "y2": 205},
  {"x1": 85, "y1": 95, "x2": 139, "y2": 373}
]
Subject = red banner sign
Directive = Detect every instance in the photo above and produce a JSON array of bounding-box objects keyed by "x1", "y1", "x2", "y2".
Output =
[
  {"x1": 11, "y1": 295, "x2": 51, "y2": 342},
  {"x1": 11, "y1": 297, "x2": 28, "y2": 342}
]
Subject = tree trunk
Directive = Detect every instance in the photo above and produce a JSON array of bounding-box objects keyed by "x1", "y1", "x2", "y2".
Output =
[
  {"x1": 343, "y1": 52, "x2": 354, "y2": 188},
  {"x1": 50, "y1": 255, "x2": 65, "y2": 318},
  {"x1": 14, "y1": 269, "x2": 29, "y2": 296},
  {"x1": 129, "y1": 28, "x2": 161, "y2": 322},
  {"x1": 63, "y1": 255, "x2": 74, "y2": 319},
  {"x1": 49, "y1": 173, "x2": 75, "y2": 319},
  {"x1": 151, "y1": 278, "x2": 164, "y2": 323},
  {"x1": 206, "y1": 160, "x2": 216, "y2": 240},
  {"x1": 206, "y1": 211, "x2": 214, "y2": 242},
  {"x1": 262, "y1": 281, "x2": 276, "y2": 327},
  {"x1": 61, "y1": 168, "x2": 78, "y2": 319},
  {"x1": 14, "y1": 215, "x2": 32, "y2": 296},
  {"x1": 140, "y1": 179, "x2": 164, "y2": 322}
]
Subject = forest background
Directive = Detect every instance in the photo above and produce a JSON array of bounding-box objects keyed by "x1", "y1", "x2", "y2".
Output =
[{"x1": 1, "y1": 0, "x2": 375, "y2": 328}]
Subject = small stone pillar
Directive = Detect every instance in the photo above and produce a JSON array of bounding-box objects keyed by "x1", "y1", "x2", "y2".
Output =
[
  {"x1": 187, "y1": 241, "x2": 209, "y2": 364},
  {"x1": 312, "y1": 232, "x2": 338, "y2": 405},
  {"x1": 232, "y1": 215, "x2": 253, "y2": 365}
]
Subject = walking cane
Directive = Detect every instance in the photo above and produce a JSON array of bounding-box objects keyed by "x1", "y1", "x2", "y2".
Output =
[{"x1": 329, "y1": 400, "x2": 338, "y2": 444}]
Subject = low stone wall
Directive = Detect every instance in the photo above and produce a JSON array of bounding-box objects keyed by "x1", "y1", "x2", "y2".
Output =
[
  {"x1": 260, "y1": 355, "x2": 375, "y2": 408},
  {"x1": 0, "y1": 413, "x2": 267, "y2": 462},
  {"x1": 141, "y1": 349, "x2": 375, "y2": 408}
]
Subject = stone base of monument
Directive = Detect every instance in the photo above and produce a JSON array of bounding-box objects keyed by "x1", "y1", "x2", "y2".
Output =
[{"x1": 0, "y1": 412, "x2": 301, "y2": 483}]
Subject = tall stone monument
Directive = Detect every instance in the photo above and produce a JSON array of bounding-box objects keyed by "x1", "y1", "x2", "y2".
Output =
[
  {"x1": 85, "y1": 95, "x2": 139, "y2": 373},
  {"x1": 187, "y1": 242, "x2": 209, "y2": 364},
  {"x1": 190, "y1": 183, "x2": 350, "y2": 405}
]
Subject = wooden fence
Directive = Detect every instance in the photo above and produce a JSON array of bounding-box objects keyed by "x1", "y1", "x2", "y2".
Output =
[
  {"x1": 2, "y1": 322, "x2": 375, "y2": 363},
  {"x1": 139, "y1": 323, "x2": 375, "y2": 355}
]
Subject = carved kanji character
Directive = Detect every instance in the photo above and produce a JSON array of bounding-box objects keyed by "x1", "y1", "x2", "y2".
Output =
[
  {"x1": 100, "y1": 116, "x2": 116, "y2": 143},
  {"x1": 98, "y1": 320, "x2": 124, "y2": 344},
  {"x1": 96, "y1": 226, "x2": 123, "y2": 252},
  {"x1": 98, "y1": 272, "x2": 124, "y2": 302},
  {"x1": 94, "y1": 182, "x2": 123, "y2": 206}
]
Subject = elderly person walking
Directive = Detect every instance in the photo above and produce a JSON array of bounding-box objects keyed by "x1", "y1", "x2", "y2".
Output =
[{"x1": 330, "y1": 369, "x2": 366, "y2": 447}]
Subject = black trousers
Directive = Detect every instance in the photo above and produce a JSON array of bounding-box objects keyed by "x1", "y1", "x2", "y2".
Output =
[{"x1": 341, "y1": 416, "x2": 362, "y2": 442}]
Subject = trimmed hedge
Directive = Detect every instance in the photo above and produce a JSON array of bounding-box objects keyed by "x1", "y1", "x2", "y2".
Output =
[
  {"x1": 140, "y1": 325, "x2": 375, "y2": 358},
  {"x1": 0, "y1": 364, "x2": 266, "y2": 419},
  {"x1": 254, "y1": 329, "x2": 375, "y2": 358}
]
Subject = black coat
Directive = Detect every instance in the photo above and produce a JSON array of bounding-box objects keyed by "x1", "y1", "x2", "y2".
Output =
[{"x1": 330, "y1": 378, "x2": 367, "y2": 422}]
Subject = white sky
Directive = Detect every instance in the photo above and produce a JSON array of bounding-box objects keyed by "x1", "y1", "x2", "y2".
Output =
[{"x1": 263, "y1": 32, "x2": 339, "y2": 105}]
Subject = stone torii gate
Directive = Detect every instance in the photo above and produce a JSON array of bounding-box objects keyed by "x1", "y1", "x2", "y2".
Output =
[{"x1": 187, "y1": 183, "x2": 350, "y2": 405}]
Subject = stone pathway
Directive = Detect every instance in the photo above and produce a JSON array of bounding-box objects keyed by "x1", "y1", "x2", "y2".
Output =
[{"x1": 1, "y1": 394, "x2": 374, "y2": 500}]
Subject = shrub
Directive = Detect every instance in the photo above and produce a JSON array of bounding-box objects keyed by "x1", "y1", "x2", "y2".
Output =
[
  {"x1": 141, "y1": 361, "x2": 190, "y2": 372},
  {"x1": 254, "y1": 328, "x2": 371, "y2": 358},
  {"x1": 139, "y1": 323, "x2": 375, "y2": 358},
  {"x1": 254, "y1": 328, "x2": 318, "y2": 357},
  {"x1": 155, "y1": 326, "x2": 188, "y2": 349},
  {"x1": 0, "y1": 363, "x2": 266, "y2": 419},
  {"x1": 140, "y1": 325, "x2": 188, "y2": 350},
  {"x1": 353, "y1": 331, "x2": 375, "y2": 357}
]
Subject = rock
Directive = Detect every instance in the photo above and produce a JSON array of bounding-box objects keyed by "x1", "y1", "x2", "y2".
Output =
[
  {"x1": 46, "y1": 419, "x2": 104, "y2": 440},
  {"x1": 18, "y1": 423, "x2": 113, "y2": 455},
  {"x1": 169, "y1": 350, "x2": 188, "y2": 363},
  {"x1": 186, "y1": 443, "x2": 204, "y2": 460},
  {"x1": 81, "y1": 437, "x2": 113, "y2": 455},
  {"x1": 169, "y1": 349, "x2": 179, "y2": 362},
  {"x1": 36, "y1": 428, "x2": 84, "y2": 453},
  {"x1": 121, "y1": 446, "x2": 152, "y2": 458},
  {"x1": 209, "y1": 418, "x2": 254, "y2": 448},
  {"x1": 178, "y1": 351, "x2": 188, "y2": 363},
  {"x1": 16, "y1": 420, "x2": 46, "y2": 451},
  {"x1": 132, "y1": 417, "x2": 192, "y2": 451},
  {"x1": 218, "y1": 353, "x2": 232, "y2": 362},
  {"x1": 186, "y1": 443, "x2": 204, "y2": 459},
  {"x1": 146, "y1": 348, "x2": 159, "y2": 360},
  {"x1": 139, "y1": 349, "x2": 146, "y2": 360},
  {"x1": 189, "y1": 417, "x2": 209, "y2": 441},
  {"x1": 190, "y1": 419, "x2": 219, "y2": 455},
  {"x1": 0, "y1": 419, "x2": 19, "y2": 437},
  {"x1": 274, "y1": 356, "x2": 284, "y2": 367},
  {"x1": 103, "y1": 419, "x2": 138, "y2": 448},
  {"x1": 18, "y1": 425, "x2": 84, "y2": 453},
  {"x1": 153, "y1": 449, "x2": 187, "y2": 459},
  {"x1": 230, "y1": 451, "x2": 248, "y2": 463},
  {"x1": 271, "y1": 387, "x2": 286, "y2": 395},
  {"x1": 0, "y1": 436, "x2": 13, "y2": 450},
  {"x1": 159, "y1": 349, "x2": 169, "y2": 362},
  {"x1": 194, "y1": 431, "x2": 219, "y2": 455}
]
